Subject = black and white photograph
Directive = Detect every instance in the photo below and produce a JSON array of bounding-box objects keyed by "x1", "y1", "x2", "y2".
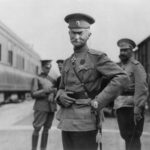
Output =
[{"x1": 0, "y1": 0, "x2": 150, "y2": 150}]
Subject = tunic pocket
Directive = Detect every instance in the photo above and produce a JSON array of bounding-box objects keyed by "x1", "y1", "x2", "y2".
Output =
[{"x1": 78, "y1": 63, "x2": 97, "y2": 83}]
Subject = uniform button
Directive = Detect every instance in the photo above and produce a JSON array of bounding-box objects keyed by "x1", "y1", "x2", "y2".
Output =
[{"x1": 84, "y1": 92, "x2": 88, "y2": 97}]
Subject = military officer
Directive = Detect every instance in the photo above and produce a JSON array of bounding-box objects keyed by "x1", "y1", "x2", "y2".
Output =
[
  {"x1": 31, "y1": 60, "x2": 57, "y2": 150},
  {"x1": 114, "y1": 38, "x2": 148, "y2": 150},
  {"x1": 56, "y1": 59, "x2": 64, "y2": 89},
  {"x1": 56, "y1": 13, "x2": 129, "y2": 150}
]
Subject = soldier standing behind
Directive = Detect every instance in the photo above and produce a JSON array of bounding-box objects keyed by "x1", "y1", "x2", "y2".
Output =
[
  {"x1": 114, "y1": 39, "x2": 148, "y2": 150},
  {"x1": 31, "y1": 60, "x2": 57, "y2": 150},
  {"x1": 56, "y1": 59, "x2": 64, "y2": 89},
  {"x1": 56, "y1": 13, "x2": 129, "y2": 150}
]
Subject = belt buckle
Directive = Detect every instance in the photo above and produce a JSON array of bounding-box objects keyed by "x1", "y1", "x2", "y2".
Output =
[{"x1": 84, "y1": 92, "x2": 88, "y2": 98}]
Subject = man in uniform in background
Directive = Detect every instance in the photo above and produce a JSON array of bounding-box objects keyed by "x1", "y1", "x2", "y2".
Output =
[
  {"x1": 147, "y1": 73, "x2": 150, "y2": 114},
  {"x1": 31, "y1": 60, "x2": 57, "y2": 150},
  {"x1": 56, "y1": 59, "x2": 64, "y2": 89},
  {"x1": 114, "y1": 38, "x2": 148, "y2": 150},
  {"x1": 56, "y1": 13, "x2": 129, "y2": 150}
]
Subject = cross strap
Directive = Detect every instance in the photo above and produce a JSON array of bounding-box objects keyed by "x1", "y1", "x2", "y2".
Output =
[{"x1": 71, "y1": 56, "x2": 90, "y2": 98}]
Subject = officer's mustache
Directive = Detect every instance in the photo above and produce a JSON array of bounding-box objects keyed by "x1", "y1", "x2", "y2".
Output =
[
  {"x1": 119, "y1": 54, "x2": 127, "y2": 59},
  {"x1": 119, "y1": 54, "x2": 129, "y2": 63},
  {"x1": 71, "y1": 39, "x2": 81, "y2": 42}
]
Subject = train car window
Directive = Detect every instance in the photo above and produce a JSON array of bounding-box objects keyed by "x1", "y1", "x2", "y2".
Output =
[
  {"x1": 8, "y1": 50, "x2": 13, "y2": 65},
  {"x1": 16, "y1": 54, "x2": 20, "y2": 69},
  {"x1": 22, "y1": 57, "x2": 25, "y2": 70},
  {"x1": 0, "y1": 44, "x2": 1, "y2": 61},
  {"x1": 16, "y1": 54, "x2": 25, "y2": 70},
  {"x1": 135, "y1": 51, "x2": 138, "y2": 60}
]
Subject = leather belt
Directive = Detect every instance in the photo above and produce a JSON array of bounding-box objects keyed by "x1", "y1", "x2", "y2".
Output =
[
  {"x1": 68, "y1": 92, "x2": 88, "y2": 99},
  {"x1": 67, "y1": 90, "x2": 100, "y2": 99},
  {"x1": 121, "y1": 91, "x2": 134, "y2": 96}
]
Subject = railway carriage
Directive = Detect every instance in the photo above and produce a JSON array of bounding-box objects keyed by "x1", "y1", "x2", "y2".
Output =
[
  {"x1": 0, "y1": 20, "x2": 41, "y2": 103},
  {"x1": 133, "y1": 36, "x2": 150, "y2": 74},
  {"x1": 133, "y1": 36, "x2": 150, "y2": 111}
]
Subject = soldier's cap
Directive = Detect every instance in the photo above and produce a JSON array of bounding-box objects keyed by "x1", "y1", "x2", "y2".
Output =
[
  {"x1": 117, "y1": 38, "x2": 136, "y2": 49},
  {"x1": 56, "y1": 59, "x2": 64, "y2": 64},
  {"x1": 41, "y1": 60, "x2": 52, "y2": 66},
  {"x1": 64, "y1": 13, "x2": 95, "y2": 30}
]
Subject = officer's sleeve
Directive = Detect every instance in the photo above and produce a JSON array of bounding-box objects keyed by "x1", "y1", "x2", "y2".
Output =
[
  {"x1": 95, "y1": 53, "x2": 129, "y2": 110},
  {"x1": 55, "y1": 64, "x2": 66, "y2": 106},
  {"x1": 31, "y1": 77, "x2": 38, "y2": 97},
  {"x1": 133, "y1": 63, "x2": 148, "y2": 114},
  {"x1": 31, "y1": 77, "x2": 47, "y2": 99},
  {"x1": 49, "y1": 76, "x2": 57, "y2": 87},
  {"x1": 48, "y1": 76, "x2": 57, "y2": 94},
  {"x1": 59, "y1": 62, "x2": 66, "y2": 90}
]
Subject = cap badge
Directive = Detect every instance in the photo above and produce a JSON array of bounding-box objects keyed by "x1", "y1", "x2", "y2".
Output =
[{"x1": 76, "y1": 21, "x2": 80, "y2": 27}]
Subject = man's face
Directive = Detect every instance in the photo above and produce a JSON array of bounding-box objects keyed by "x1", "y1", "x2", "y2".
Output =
[
  {"x1": 57, "y1": 63, "x2": 63, "y2": 74},
  {"x1": 119, "y1": 48, "x2": 132, "y2": 62},
  {"x1": 69, "y1": 29, "x2": 91, "y2": 48},
  {"x1": 42, "y1": 64, "x2": 51, "y2": 75}
]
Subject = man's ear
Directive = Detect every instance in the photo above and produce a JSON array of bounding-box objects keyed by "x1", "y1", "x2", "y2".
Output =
[
  {"x1": 89, "y1": 32, "x2": 92, "y2": 37},
  {"x1": 87, "y1": 31, "x2": 91, "y2": 39},
  {"x1": 87, "y1": 30, "x2": 91, "y2": 37}
]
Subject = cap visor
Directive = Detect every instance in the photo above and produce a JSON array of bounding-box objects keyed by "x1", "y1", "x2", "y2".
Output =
[{"x1": 70, "y1": 28, "x2": 89, "y2": 32}]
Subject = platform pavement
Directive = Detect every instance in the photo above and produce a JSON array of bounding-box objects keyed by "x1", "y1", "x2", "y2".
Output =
[{"x1": 0, "y1": 100, "x2": 150, "y2": 150}]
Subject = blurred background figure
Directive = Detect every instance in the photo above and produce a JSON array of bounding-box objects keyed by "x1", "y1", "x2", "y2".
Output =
[
  {"x1": 31, "y1": 60, "x2": 57, "y2": 150},
  {"x1": 114, "y1": 38, "x2": 148, "y2": 150},
  {"x1": 56, "y1": 59, "x2": 64, "y2": 90}
]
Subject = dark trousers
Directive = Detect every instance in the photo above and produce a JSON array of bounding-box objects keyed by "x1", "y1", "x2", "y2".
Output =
[
  {"x1": 32, "y1": 111, "x2": 54, "y2": 150},
  {"x1": 62, "y1": 130, "x2": 98, "y2": 150},
  {"x1": 116, "y1": 107, "x2": 144, "y2": 150},
  {"x1": 33, "y1": 111, "x2": 54, "y2": 130}
]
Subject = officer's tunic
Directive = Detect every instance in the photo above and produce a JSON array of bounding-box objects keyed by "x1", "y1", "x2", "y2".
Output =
[
  {"x1": 31, "y1": 73, "x2": 56, "y2": 129},
  {"x1": 114, "y1": 58, "x2": 148, "y2": 111},
  {"x1": 57, "y1": 45, "x2": 129, "y2": 131}
]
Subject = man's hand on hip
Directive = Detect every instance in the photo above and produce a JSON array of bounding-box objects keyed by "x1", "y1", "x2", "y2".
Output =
[
  {"x1": 57, "y1": 90, "x2": 75, "y2": 107},
  {"x1": 134, "y1": 113, "x2": 142, "y2": 125}
]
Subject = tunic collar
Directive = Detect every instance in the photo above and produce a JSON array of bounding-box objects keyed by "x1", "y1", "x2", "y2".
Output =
[{"x1": 74, "y1": 44, "x2": 89, "y2": 54}]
